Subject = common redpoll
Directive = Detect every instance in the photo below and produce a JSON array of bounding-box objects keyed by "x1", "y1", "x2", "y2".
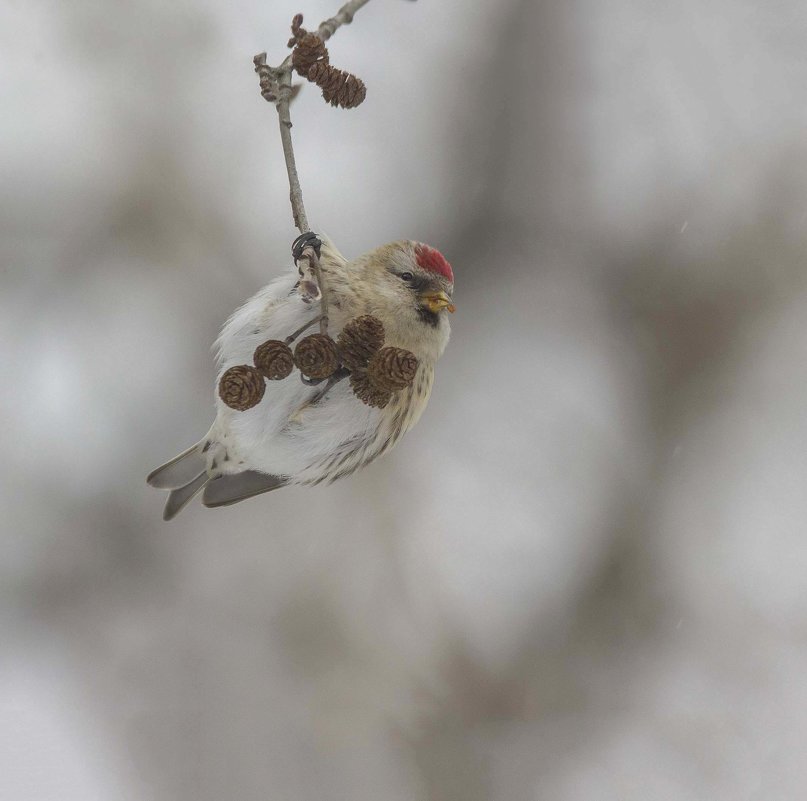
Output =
[{"x1": 147, "y1": 237, "x2": 454, "y2": 519}]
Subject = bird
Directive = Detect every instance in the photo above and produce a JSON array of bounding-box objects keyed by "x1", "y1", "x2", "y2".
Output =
[{"x1": 147, "y1": 237, "x2": 454, "y2": 520}]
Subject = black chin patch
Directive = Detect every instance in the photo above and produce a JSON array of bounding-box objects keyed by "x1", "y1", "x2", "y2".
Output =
[{"x1": 417, "y1": 306, "x2": 441, "y2": 327}]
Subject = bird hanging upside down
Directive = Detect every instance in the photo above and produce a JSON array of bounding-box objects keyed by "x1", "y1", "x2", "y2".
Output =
[{"x1": 147, "y1": 237, "x2": 455, "y2": 519}]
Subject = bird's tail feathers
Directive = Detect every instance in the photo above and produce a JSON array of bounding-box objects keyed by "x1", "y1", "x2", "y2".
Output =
[
  {"x1": 148, "y1": 441, "x2": 286, "y2": 518},
  {"x1": 203, "y1": 471, "x2": 286, "y2": 508},
  {"x1": 163, "y1": 473, "x2": 209, "y2": 521},
  {"x1": 148, "y1": 439, "x2": 211, "y2": 520},
  {"x1": 147, "y1": 440, "x2": 207, "y2": 490}
]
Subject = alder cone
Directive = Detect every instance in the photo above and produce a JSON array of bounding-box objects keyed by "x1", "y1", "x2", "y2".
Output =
[
  {"x1": 368, "y1": 347, "x2": 418, "y2": 391},
  {"x1": 350, "y1": 371, "x2": 391, "y2": 409},
  {"x1": 219, "y1": 365, "x2": 266, "y2": 411},
  {"x1": 307, "y1": 62, "x2": 367, "y2": 109},
  {"x1": 294, "y1": 333, "x2": 339, "y2": 379},
  {"x1": 337, "y1": 315, "x2": 385, "y2": 372},
  {"x1": 291, "y1": 32, "x2": 329, "y2": 77},
  {"x1": 254, "y1": 339, "x2": 294, "y2": 380}
]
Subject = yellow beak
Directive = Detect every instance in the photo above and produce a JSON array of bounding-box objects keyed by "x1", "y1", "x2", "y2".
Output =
[{"x1": 420, "y1": 290, "x2": 456, "y2": 314}]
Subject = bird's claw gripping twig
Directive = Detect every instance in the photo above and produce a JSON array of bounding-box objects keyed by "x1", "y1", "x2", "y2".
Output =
[
  {"x1": 292, "y1": 232, "x2": 323, "y2": 264},
  {"x1": 292, "y1": 232, "x2": 328, "y2": 328}
]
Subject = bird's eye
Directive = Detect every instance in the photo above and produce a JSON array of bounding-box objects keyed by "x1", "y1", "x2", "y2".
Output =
[{"x1": 400, "y1": 272, "x2": 414, "y2": 282}]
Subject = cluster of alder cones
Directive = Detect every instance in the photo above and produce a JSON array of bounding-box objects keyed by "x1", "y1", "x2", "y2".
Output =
[
  {"x1": 219, "y1": 316, "x2": 418, "y2": 412},
  {"x1": 287, "y1": 14, "x2": 367, "y2": 109}
]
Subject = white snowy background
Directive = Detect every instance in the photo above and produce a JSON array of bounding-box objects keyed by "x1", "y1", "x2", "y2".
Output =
[{"x1": 3, "y1": 0, "x2": 807, "y2": 798}]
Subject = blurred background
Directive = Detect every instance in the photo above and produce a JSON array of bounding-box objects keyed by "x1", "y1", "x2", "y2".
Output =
[{"x1": 3, "y1": 0, "x2": 807, "y2": 798}]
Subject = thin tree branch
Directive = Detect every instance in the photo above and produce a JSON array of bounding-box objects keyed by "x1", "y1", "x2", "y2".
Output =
[
  {"x1": 275, "y1": 68, "x2": 309, "y2": 233},
  {"x1": 278, "y1": 69, "x2": 329, "y2": 330},
  {"x1": 284, "y1": 313, "x2": 325, "y2": 344},
  {"x1": 317, "y1": 0, "x2": 371, "y2": 41},
  {"x1": 253, "y1": 0, "x2": 377, "y2": 336}
]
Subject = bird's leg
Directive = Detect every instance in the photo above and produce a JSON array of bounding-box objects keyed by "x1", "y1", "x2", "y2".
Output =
[{"x1": 292, "y1": 234, "x2": 326, "y2": 316}]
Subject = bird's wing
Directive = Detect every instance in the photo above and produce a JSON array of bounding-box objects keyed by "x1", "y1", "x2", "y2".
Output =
[
  {"x1": 214, "y1": 270, "x2": 301, "y2": 367},
  {"x1": 214, "y1": 234, "x2": 347, "y2": 368},
  {"x1": 211, "y1": 268, "x2": 334, "y2": 472}
]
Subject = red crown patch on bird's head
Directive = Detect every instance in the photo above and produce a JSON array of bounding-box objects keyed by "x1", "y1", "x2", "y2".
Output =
[{"x1": 414, "y1": 244, "x2": 453, "y2": 283}]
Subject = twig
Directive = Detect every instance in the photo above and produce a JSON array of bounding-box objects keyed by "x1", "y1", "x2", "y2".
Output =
[
  {"x1": 317, "y1": 0, "x2": 371, "y2": 41},
  {"x1": 290, "y1": 368, "x2": 350, "y2": 420},
  {"x1": 276, "y1": 70, "x2": 308, "y2": 231},
  {"x1": 253, "y1": 0, "x2": 376, "y2": 336},
  {"x1": 284, "y1": 313, "x2": 325, "y2": 344}
]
